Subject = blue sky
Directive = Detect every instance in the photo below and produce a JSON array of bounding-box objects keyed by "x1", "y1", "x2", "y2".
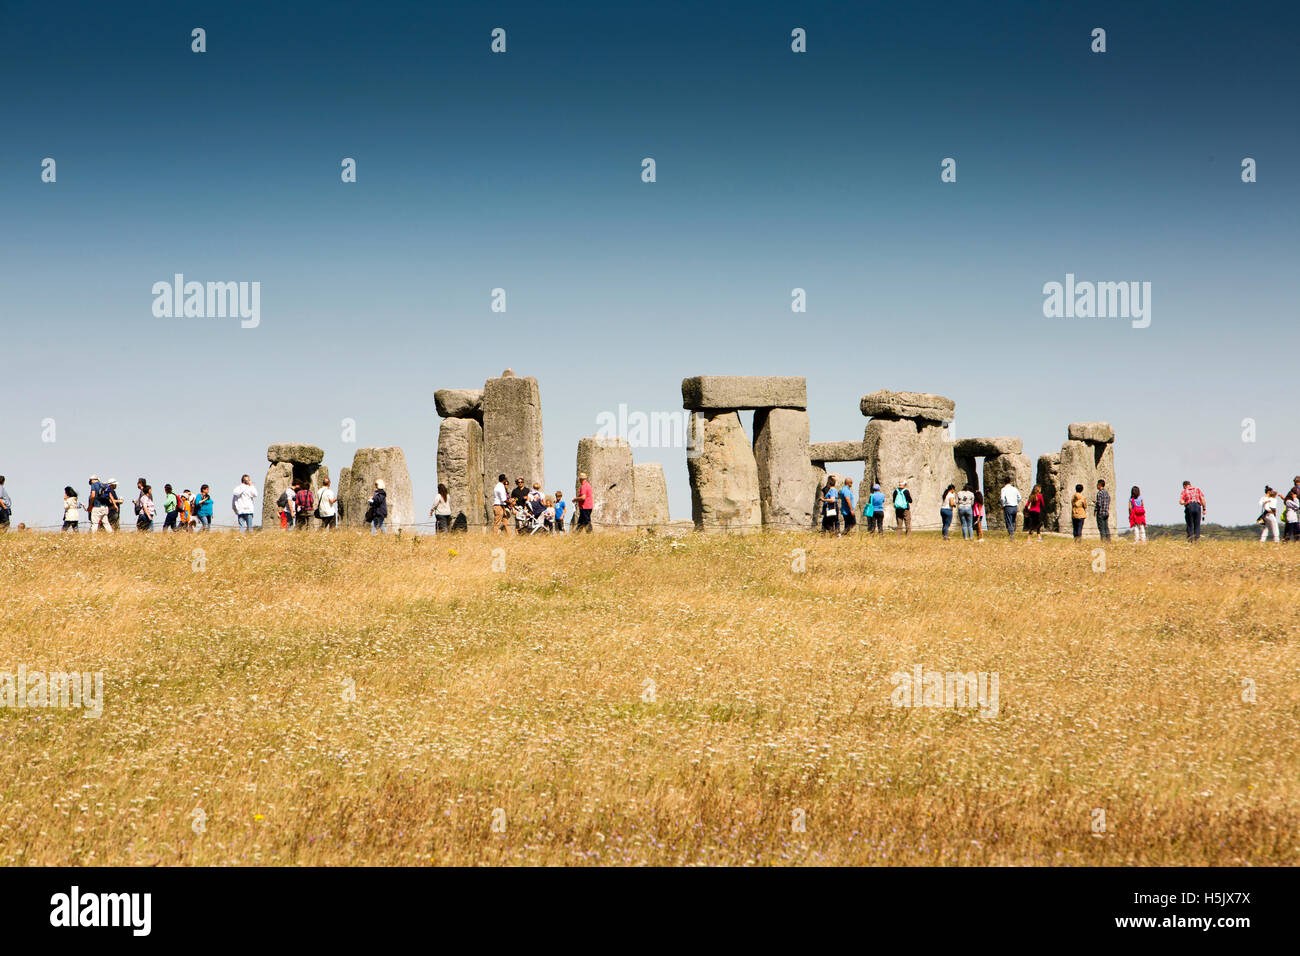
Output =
[{"x1": 1, "y1": 1, "x2": 1296, "y2": 527}]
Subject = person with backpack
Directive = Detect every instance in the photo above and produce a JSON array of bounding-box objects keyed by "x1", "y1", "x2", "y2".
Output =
[
  {"x1": 892, "y1": 480, "x2": 913, "y2": 534},
  {"x1": 838, "y1": 477, "x2": 857, "y2": 533},
  {"x1": 1094, "y1": 479, "x2": 1112, "y2": 541},
  {"x1": 0, "y1": 476, "x2": 11, "y2": 531},
  {"x1": 194, "y1": 485, "x2": 213, "y2": 530},
  {"x1": 232, "y1": 474, "x2": 258, "y2": 531},
  {"x1": 999, "y1": 478, "x2": 1020, "y2": 538},
  {"x1": 136, "y1": 483, "x2": 156, "y2": 531},
  {"x1": 972, "y1": 489, "x2": 986, "y2": 541},
  {"x1": 867, "y1": 484, "x2": 886, "y2": 535},
  {"x1": 1283, "y1": 488, "x2": 1300, "y2": 542},
  {"x1": 940, "y1": 484, "x2": 956, "y2": 540},
  {"x1": 1258, "y1": 486, "x2": 1281, "y2": 543},
  {"x1": 956, "y1": 485, "x2": 975, "y2": 540},
  {"x1": 317, "y1": 477, "x2": 338, "y2": 530},
  {"x1": 365, "y1": 479, "x2": 388, "y2": 534},
  {"x1": 178, "y1": 490, "x2": 197, "y2": 531},
  {"x1": 160, "y1": 484, "x2": 178, "y2": 531},
  {"x1": 821, "y1": 476, "x2": 840, "y2": 533},
  {"x1": 62, "y1": 486, "x2": 82, "y2": 531},
  {"x1": 294, "y1": 482, "x2": 315, "y2": 530},
  {"x1": 87, "y1": 475, "x2": 115, "y2": 532},
  {"x1": 106, "y1": 480, "x2": 123, "y2": 531},
  {"x1": 1128, "y1": 486, "x2": 1147, "y2": 544},
  {"x1": 277, "y1": 482, "x2": 296, "y2": 530}
]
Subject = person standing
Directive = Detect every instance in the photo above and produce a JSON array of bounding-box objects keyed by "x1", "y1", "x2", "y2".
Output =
[
  {"x1": 839, "y1": 477, "x2": 857, "y2": 533},
  {"x1": 1000, "y1": 478, "x2": 1021, "y2": 537},
  {"x1": 956, "y1": 485, "x2": 975, "y2": 540},
  {"x1": 1094, "y1": 479, "x2": 1111, "y2": 541},
  {"x1": 0, "y1": 476, "x2": 11, "y2": 531},
  {"x1": 106, "y1": 480, "x2": 123, "y2": 531},
  {"x1": 1258, "y1": 486, "x2": 1281, "y2": 543},
  {"x1": 136, "y1": 483, "x2": 156, "y2": 531},
  {"x1": 313, "y1": 477, "x2": 336, "y2": 530},
  {"x1": 232, "y1": 474, "x2": 258, "y2": 532},
  {"x1": 177, "y1": 490, "x2": 195, "y2": 531},
  {"x1": 492, "y1": 474, "x2": 510, "y2": 533},
  {"x1": 1070, "y1": 484, "x2": 1087, "y2": 539},
  {"x1": 62, "y1": 486, "x2": 82, "y2": 531},
  {"x1": 1283, "y1": 488, "x2": 1300, "y2": 542},
  {"x1": 576, "y1": 472, "x2": 594, "y2": 533},
  {"x1": 821, "y1": 476, "x2": 840, "y2": 534},
  {"x1": 868, "y1": 484, "x2": 886, "y2": 535},
  {"x1": 87, "y1": 475, "x2": 114, "y2": 532},
  {"x1": 892, "y1": 480, "x2": 913, "y2": 535},
  {"x1": 1179, "y1": 481, "x2": 1206, "y2": 542},
  {"x1": 429, "y1": 483, "x2": 450, "y2": 533},
  {"x1": 972, "y1": 489, "x2": 985, "y2": 542},
  {"x1": 1024, "y1": 484, "x2": 1045, "y2": 541},
  {"x1": 940, "y1": 484, "x2": 956, "y2": 540},
  {"x1": 194, "y1": 485, "x2": 213, "y2": 531},
  {"x1": 277, "y1": 482, "x2": 296, "y2": 530},
  {"x1": 1128, "y1": 486, "x2": 1147, "y2": 544},
  {"x1": 366, "y1": 479, "x2": 388, "y2": 534},
  {"x1": 160, "y1": 484, "x2": 178, "y2": 531},
  {"x1": 553, "y1": 491, "x2": 567, "y2": 534},
  {"x1": 294, "y1": 481, "x2": 315, "y2": 530}
]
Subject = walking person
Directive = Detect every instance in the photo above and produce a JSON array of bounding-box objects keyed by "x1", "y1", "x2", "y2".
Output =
[
  {"x1": 1000, "y1": 478, "x2": 1021, "y2": 537},
  {"x1": 1179, "y1": 480, "x2": 1206, "y2": 542},
  {"x1": 106, "y1": 480, "x2": 123, "y2": 531},
  {"x1": 867, "y1": 484, "x2": 886, "y2": 535},
  {"x1": 1070, "y1": 484, "x2": 1087, "y2": 539},
  {"x1": 161, "y1": 484, "x2": 178, "y2": 531},
  {"x1": 821, "y1": 476, "x2": 841, "y2": 534},
  {"x1": 62, "y1": 486, "x2": 82, "y2": 531},
  {"x1": 1024, "y1": 484, "x2": 1045, "y2": 541},
  {"x1": 232, "y1": 474, "x2": 258, "y2": 532},
  {"x1": 940, "y1": 484, "x2": 956, "y2": 540},
  {"x1": 294, "y1": 481, "x2": 315, "y2": 530},
  {"x1": 956, "y1": 485, "x2": 975, "y2": 540},
  {"x1": 1129, "y1": 486, "x2": 1147, "y2": 544},
  {"x1": 87, "y1": 475, "x2": 115, "y2": 532},
  {"x1": 892, "y1": 480, "x2": 913, "y2": 535},
  {"x1": 194, "y1": 485, "x2": 213, "y2": 531},
  {"x1": 429, "y1": 483, "x2": 451, "y2": 533},
  {"x1": 972, "y1": 489, "x2": 985, "y2": 542},
  {"x1": 177, "y1": 490, "x2": 195, "y2": 531},
  {"x1": 0, "y1": 476, "x2": 11, "y2": 531},
  {"x1": 553, "y1": 491, "x2": 567, "y2": 534},
  {"x1": 365, "y1": 479, "x2": 388, "y2": 534},
  {"x1": 839, "y1": 477, "x2": 857, "y2": 533},
  {"x1": 1258, "y1": 486, "x2": 1281, "y2": 543},
  {"x1": 316, "y1": 477, "x2": 338, "y2": 530},
  {"x1": 575, "y1": 473, "x2": 594, "y2": 533},
  {"x1": 1283, "y1": 488, "x2": 1300, "y2": 542},
  {"x1": 1094, "y1": 479, "x2": 1111, "y2": 541},
  {"x1": 492, "y1": 474, "x2": 510, "y2": 533},
  {"x1": 136, "y1": 483, "x2": 156, "y2": 531}
]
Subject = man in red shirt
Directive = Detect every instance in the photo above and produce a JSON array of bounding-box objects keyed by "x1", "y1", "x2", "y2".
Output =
[
  {"x1": 576, "y1": 472, "x2": 594, "y2": 533},
  {"x1": 1179, "y1": 481, "x2": 1206, "y2": 542}
]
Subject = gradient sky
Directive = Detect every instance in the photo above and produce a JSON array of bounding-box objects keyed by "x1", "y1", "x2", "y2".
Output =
[{"x1": 1, "y1": 0, "x2": 1296, "y2": 528}]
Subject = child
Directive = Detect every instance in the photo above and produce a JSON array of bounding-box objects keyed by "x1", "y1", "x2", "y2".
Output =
[
  {"x1": 178, "y1": 490, "x2": 194, "y2": 531},
  {"x1": 972, "y1": 489, "x2": 985, "y2": 541},
  {"x1": 1129, "y1": 486, "x2": 1146, "y2": 544},
  {"x1": 543, "y1": 496, "x2": 556, "y2": 531},
  {"x1": 553, "y1": 491, "x2": 566, "y2": 533},
  {"x1": 1284, "y1": 489, "x2": 1300, "y2": 542}
]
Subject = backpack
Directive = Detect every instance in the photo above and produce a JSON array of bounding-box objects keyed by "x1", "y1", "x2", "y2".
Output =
[
  {"x1": 296, "y1": 488, "x2": 314, "y2": 513},
  {"x1": 277, "y1": 489, "x2": 290, "y2": 510},
  {"x1": 893, "y1": 488, "x2": 908, "y2": 509}
]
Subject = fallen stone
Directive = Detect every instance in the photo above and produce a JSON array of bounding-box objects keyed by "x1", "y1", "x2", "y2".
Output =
[
  {"x1": 681, "y1": 376, "x2": 806, "y2": 411},
  {"x1": 482, "y1": 374, "x2": 544, "y2": 494},
  {"x1": 435, "y1": 388, "x2": 485, "y2": 420},
  {"x1": 687, "y1": 411, "x2": 762, "y2": 532},
  {"x1": 339, "y1": 447, "x2": 414, "y2": 530},
  {"x1": 438, "y1": 417, "x2": 485, "y2": 530},
  {"x1": 859, "y1": 390, "x2": 956, "y2": 422},
  {"x1": 1068, "y1": 421, "x2": 1115, "y2": 444},
  {"x1": 632, "y1": 463, "x2": 671, "y2": 528},
  {"x1": 267, "y1": 443, "x2": 324, "y2": 465},
  {"x1": 754, "y1": 408, "x2": 817, "y2": 530},
  {"x1": 576, "y1": 437, "x2": 635, "y2": 530},
  {"x1": 808, "y1": 440, "x2": 865, "y2": 463},
  {"x1": 953, "y1": 436, "x2": 1023, "y2": 458}
]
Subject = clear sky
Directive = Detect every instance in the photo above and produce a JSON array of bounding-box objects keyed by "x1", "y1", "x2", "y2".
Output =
[{"x1": 1, "y1": 0, "x2": 1296, "y2": 528}]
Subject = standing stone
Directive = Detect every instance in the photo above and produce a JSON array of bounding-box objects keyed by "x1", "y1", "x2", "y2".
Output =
[
  {"x1": 632, "y1": 463, "x2": 671, "y2": 528},
  {"x1": 810, "y1": 463, "x2": 827, "y2": 529},
  {"x1": 261, "y1": 462, "x2": 294, "y2": 530},
  {"x1": 982, "y1": 453, "x2": 1034, "y2": 533},
  {"x1": 1094, "y1": 441, "x2": 1118, "y2": 538},
  {"x1": 437, "y1": 417, "x2": 485, "y2": 531},
  {"x1": 753, "y1": 408, "x2": 816, "y2": 530},
  {"x1": 861, "y1": 418, "x2": 958, "y2": 531},
  {"x1": 1050, "y1": 440, "x2": 1096, "y2": 534},
  {"x1": 576, "y1": 437, "x2": 635, "y2": 530},
  {"x1": 482, "y1": 373, "x2": 544, "y2": 498},
  {"x1": 687, "y1": 411, "x2": 761, "y2": 533},
  {"x1": 339, "y1": 447, "x2": 415, "y2": 530}
]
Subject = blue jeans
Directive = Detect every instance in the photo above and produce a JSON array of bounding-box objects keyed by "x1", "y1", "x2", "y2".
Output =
[
  {"x1": 958, "y1": 507, "x2": 973, "y2": 539},
  {"x1": 370, "y1": 518, "x2": 385, "y2": 534},
  {"x1": 1003, "y1": 505, "x2": 1017, "y2": 536},
  {"x1": 237, "y1": 513, "x2": 254, "y2": 532},
  {"x1": 197, "y1": 514, "x2": 211, "y2": 530},
  {"x1": 940, "y1": 508, "x2": 953, "y2": 539}
]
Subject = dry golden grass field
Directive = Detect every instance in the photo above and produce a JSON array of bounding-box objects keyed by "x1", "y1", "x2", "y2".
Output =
[{"x1": 1, "y1": 528, "x2": 1297, "y2": 866}]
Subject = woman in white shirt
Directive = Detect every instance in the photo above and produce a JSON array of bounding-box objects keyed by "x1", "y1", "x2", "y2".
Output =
[
  {"x1": 1259, "y1": 486, "x2": 1281, "y2": 543},
  {"x1": 62, "y1": 486, "x2": 81, "y2": 531},
  {"x1": 429, "y1": 483, "x2": 452, "y2": 533}
]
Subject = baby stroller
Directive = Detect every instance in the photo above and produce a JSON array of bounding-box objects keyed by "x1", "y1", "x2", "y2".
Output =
[{"x1": 515, "y1": 499, "x2": 547, "y2": 535}]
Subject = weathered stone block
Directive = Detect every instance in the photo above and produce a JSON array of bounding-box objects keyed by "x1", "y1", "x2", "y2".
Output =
[
  {"x1": 808, "y1": 440, "x2": 865, "y2": 463},
  {"x1": 261, "y1": 462, "x2": 294, "y2": 529},
  {"x1": 1067, "y1": 421, "x2": 1115, "y2": 444},
  {"x1": 861, "y1": 418, "x2": 959, "y2": 530},
  {"x1": 576, "y1": 437, "x2": 635, "y2": 530},
  {"x1": 953, "y1": 436, "x2": 1023, "y2": 458},
  {"x1": 687, "y1": 411, "x2": 761, "y2": 532},
  {"x1": 681, "y1": 376, "x2": 806, "y2": 411},
  {"x1": 438, "y1": 417, "x2": 485, "y2": 530},
  {"x1": 632, "y1": 462, "x2": 671, "y2": 528},
  {"x1": 860, "y1": 390, "x2": 955, "y2": 422},
  {"x1": 435, "y1": 388, "x2": 484, "y2": 420},
  {"x1": 339, "y1": 447, "x2": 414, "y2": 530},
  {"x1": 754, "y1": 408, "x2": 817, "y2": 530},
  {"x1": 982, "y1": 453, "x2": 1034, "y2": 532},
  {"x1": 267, "y1": 443, "x2": 324, "y2": 465},
  {"x1": 482, "y1": 374, "x2": 544, "y2": 494}
]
